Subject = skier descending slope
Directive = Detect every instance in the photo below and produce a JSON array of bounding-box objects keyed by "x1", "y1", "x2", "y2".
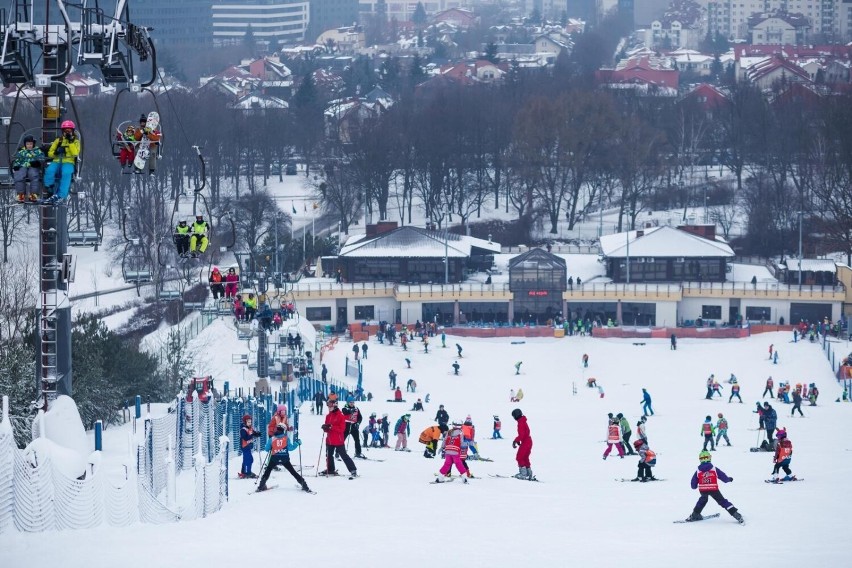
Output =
[
  {"x1": 685, "y1": 451, "x2": 744, "y2": 524},
  {"x1": 512, "y1": 408, "x2": 535, "y2": 480},
  {"x1": 257, "y1": 424, "x2": 312, "y2": 493}
]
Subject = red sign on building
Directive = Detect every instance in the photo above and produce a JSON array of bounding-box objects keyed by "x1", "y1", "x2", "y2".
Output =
[{"x1": 527, "y1": 290, "x2": 548, "y2": 297}]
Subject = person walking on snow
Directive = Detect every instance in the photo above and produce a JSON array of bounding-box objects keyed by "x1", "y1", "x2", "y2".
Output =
[
  {"x1": 313, "y1": 391, "x2": 326, "y2": 415},
  {"x1": 320, "y1": 398, "x2": 358, "y2": 478},
  {"x1": 389, "y1": 369, "x2": 397, "y2": 389},
  {"x1": 239, "y1": 415, "x2": 261, "y2": 478},
  {"x1": 701, "y1": 416, "x2": 716, "y2": 451},
  {"x1": 512, "y1": 408, "x2": 534, "y2": 480},
  {"x1": 631, "y1": 439, "x2": 657, "y2": 481},
  {"x1": 456, "y1": 343, "x2": 463, "y2": 358},
  {"x1": 492, "y1": 415, "x2": 502, "y2": 439},
  {"x1": 603, "y1": 417, "x2": 625, "y2": 459},
  {"x1": 685, "y1": 451, "x2": 744, "y2": 523},
  {"x1": 394, "y1": 414, "x2": 411, "y2": 451},
  {"x1": 770, "y1": 429, "x2": 796, "y2": 482},
  {"x1": 641, "y1": 388, "x2": 654, "y2": 416},
  {"x1": 773, "y1": 350, "x2": 779, "y2": 364},
  {"x1": 705, "y1": 375, "x2": 715, "y2": 400},
  {"x1": 763, "y1": 376, "x2": 774, "y2": 398},
  {"x1": 514, "y1": 361, "x2": 522, "y2": 375},
  {"x1": 791, "y1": 390, "x2": 804, "y2": 417},
  {"x1": 715, "y1": 413, "x2": 731, "y2": 447},
  {"x1": 582, "y1": 354, "x2": 589, "y2": 368},
  {"x1": 361, "y1": 342, "x2": 368, "y2": 359},
  {"x1": 437, "y1": 421, "x2": 471, "y2": 481},
  {"x1": 618, "y1": 413, "x2": 635, "y2": 455},
  {"x1": 257, "y1": 423, "x2": 312, "y2": 492}
]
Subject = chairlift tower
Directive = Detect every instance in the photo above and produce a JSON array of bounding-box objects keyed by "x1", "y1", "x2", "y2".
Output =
[{"x1": 0, "y1": 0, "x2": 153, "y2": 410}]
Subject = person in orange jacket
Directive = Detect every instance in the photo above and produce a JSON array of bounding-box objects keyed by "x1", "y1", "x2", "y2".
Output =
[
  {"x1": 267, "y1": 404, "x2": 289, "y2": 437},
  {"x1": 419, "y1": 425, "x2": 442, "y2": 458}
]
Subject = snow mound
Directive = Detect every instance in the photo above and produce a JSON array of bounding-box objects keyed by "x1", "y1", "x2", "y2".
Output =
[{"x1": 31, "y1": 395, "x2": 89, "y2": 458}]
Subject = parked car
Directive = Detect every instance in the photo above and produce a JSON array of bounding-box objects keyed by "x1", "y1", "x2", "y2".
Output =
[{"x1": 285, "y1": 162, "x2": 297, "y2": 175}]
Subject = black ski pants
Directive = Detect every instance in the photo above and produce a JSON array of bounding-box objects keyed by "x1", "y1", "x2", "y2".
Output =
[
  {"x1": 326, "y1": 444, "x2": 356, "y2": 474},
  {"x1": 345, "y1": 423, "x2": 362, "y2": 456},
  {"x1": 791, "y1": 404, "x2": 803, "y2": 416},
  {"x1": 763, "y1": 387, "x2": 774, "y2": 398},
  {"x1": 260, "y1": 454, "x2": 306, "y2": 488},
  {"x1": 637, "y1": 462, "x2": 652, "y2": 479},
  {"x1": 622, "y1": 431, "x2": 635, "y2": 454}
]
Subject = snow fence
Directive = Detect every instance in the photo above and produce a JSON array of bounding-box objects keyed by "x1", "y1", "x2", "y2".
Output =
[{"x1": 0, "y1": 394, "x2": 229, "y2": 534}]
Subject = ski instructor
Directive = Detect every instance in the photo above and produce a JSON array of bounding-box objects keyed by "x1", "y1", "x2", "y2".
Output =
[{"x1": 512, "y1": 408, "x2": 535, "y2": 480}]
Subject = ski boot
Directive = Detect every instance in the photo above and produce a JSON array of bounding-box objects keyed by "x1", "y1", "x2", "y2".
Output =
[
  {"x1": 686, "y1": 511, "x2": 703, "y2": 522},
  {"x1": 630, "y1": 477, "x2": 642, "y2": 482},
  {"x1": 301, "y1": 482, "x2": 312, "y2": 493},
  {"x1": 318, "y1": 470, "x2": 339, "y2": 477},
  {"x1": 256, "y1": 484, "x2": 269, "y2": 492},
  {"x1": 348, "y1": 471, "x2": 358, "y2": 480},
  {"x1": 727, "y1": 507, "x2": 744, "y2": 523},
  {"x1": 514, "y1": 467, "x2": 528, "y2": 480},
  {"x1": 782, "y1": 474, "x2": 795, "y2": 481}
]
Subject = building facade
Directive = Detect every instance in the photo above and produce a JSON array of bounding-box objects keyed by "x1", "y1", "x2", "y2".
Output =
[{"x1": 212, "y1": 1, "x2": 310, "y2": 47}]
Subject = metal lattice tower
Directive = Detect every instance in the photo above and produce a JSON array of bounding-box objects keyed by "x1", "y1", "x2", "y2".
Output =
[{"x1": 0, "y1": 0, "x2": 153, "y2": 409}]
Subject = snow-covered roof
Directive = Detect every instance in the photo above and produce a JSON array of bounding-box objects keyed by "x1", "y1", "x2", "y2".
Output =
[
  {"x1": 782, "y1": 259, "x2": 837, "y2": 272},
  {"x1": 599, "y1": 226, "x2": 734, "y2": 258},
  {"x1": 338, "y1": 226, "x2": 500, "y2": 259}
]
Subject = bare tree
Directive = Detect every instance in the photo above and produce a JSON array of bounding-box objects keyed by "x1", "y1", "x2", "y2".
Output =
[{"x1": 0, "y1": 247, "x2": 37, "y2": 343}]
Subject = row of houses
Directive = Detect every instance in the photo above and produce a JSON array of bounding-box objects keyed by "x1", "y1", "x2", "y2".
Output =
[{"x1": 277, "y1": 220, "x2": 851, "y2": 330}]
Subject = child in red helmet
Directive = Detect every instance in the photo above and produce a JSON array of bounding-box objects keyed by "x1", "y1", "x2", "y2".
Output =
[
  {"x1": 770, "y1": 429, "x2": 796, "y2": 482},
  {"x1": 239, "y1": 414, "x2": 261, "y2": 478},
  {"x1": 632, "y1": 439, "x2": 657, "y2": 481}
]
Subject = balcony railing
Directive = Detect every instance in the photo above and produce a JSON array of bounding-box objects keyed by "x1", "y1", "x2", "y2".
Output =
[
  {"x1": 682, "y1": 281, "x2": 846, "y2": 298},
  {"x1": 286, "y1": 282, "x2": 396, "y2": 296},
  {"x1": 395, "y1": 283, "x2": 512, "y2": 298}
]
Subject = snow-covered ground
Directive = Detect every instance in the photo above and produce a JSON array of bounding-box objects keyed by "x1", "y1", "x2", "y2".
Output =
[{"x1": 3, "y1": 328, "x2": 852, "y2": 566}]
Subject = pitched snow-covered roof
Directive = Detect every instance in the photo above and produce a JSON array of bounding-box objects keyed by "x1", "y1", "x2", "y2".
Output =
[
  {"x1": 599, "y1": 226, "x2": 734, "y2": 258},
  {"x1": 782, "y1": 258, "x2": 837, "y2": 272},
  {"x1": 339, "y1": 226, "x2": 500, "y2": 259}
]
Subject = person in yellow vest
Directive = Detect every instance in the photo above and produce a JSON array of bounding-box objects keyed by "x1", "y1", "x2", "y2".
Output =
[
  {"x1": 257, "y1": 423, "x2": 311, "y2": 493},
  {"x1": 174, "y1": 220, "x2": 190, "y2": 257},
  {"x1": 42, "y1": 120, "x2": 81, "y2": 204},
  {"x1": 190, "y1": 214, "x2": 209, "y2": 257}
]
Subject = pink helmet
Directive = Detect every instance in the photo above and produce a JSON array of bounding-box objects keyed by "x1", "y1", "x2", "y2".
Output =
[
  {"x1": 277, "y1": 404, "x2": 287, "y2": 414},
  {"x1": 60, "y1": 120, "x2": 75, "y2": 130}
]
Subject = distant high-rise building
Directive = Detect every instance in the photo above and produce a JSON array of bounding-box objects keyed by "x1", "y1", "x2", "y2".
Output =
[
  {"x1": 308, "y1": 0, "x2": 360, "y2": 41},
  {"x1": 566, "y1": 0, "x2": 597, "y2": 24},
  {"x1": 132, "y1": 0, "x2": 214, "y2": 46},
  {"x1": 212, "y1": 1, "x2": 310, "y2": 47}
]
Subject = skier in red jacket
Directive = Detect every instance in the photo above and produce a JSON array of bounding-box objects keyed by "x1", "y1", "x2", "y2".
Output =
[
  {"x1": 512, "y1": 408, "x2": 535, "y2": 480},
  {"x1": 321, "y1": 398, "x2": 358, "y2": 478}
]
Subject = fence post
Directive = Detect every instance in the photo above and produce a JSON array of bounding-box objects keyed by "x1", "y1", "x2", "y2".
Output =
[
  {"x1": 135, "y1": 395, "x2": 142, "y2": 419},
  {"x1": 94, "y1": 420, "x2": 103, "y2": 451}
]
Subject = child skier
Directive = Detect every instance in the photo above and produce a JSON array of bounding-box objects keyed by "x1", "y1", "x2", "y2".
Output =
[
  {"x1": 462, "y1": 416, "x2": 479, "y2": 459},
  {"x1": 419, "y1": 425, "x2": 442, "y2": 458},
  {"x1": 492, "y1": 415, "x2": 502, "y2": 439},
  {"x1": 456, "y1": 343, "x2": 463, "y2": 357},
  {"x1": 257, "y1": 423, "x2": 311, "y2": 493},
  {"x1": 512, "y1": 408, "x2": 534, "y2": 480},
  {"x1": 763, "y1": 376, "x2": 774, "y2": 398},
  {"x1": 437, "y1": 421, "x2": 471, "y2": 481},
  {"x1": 769, "y1": 429, "x2": 796, "y2": 482},
  {"x1": 12, "y1": 135, "x2": 45, "y2": 203},
  {"x1": 515, "y1": 361, "x2": 522, "y2": 375},
  {"x1": 636, "y1": 415, "x2": 647, "y2": 442},
  {"x1": 582, "y1": 354, "x2": 589, "y2": 368},
  {"x1": 239, "y1": 415, "x2": 261, "y2": 478},
  {"x1": 701, "y1": 416, "x2": 716, "y2": 451},
  {"x1": 631, "y1": 439, "x2": 657, "y2": 481},
  {"x1": 452, "y1": 361, "x2": 460, "y2": 375},
  {"x1": 715, "y1": 413, "x2": 731, "y2": 447},
  {"x1": 686, "y1": 451, "x2": 744, "y2": 523},
  {"x1": 603, "y1": 417, "x2": 625, "y2": 459},
  {"x1": 729, "y1": 379, "x2": 743, "y2": 403}
]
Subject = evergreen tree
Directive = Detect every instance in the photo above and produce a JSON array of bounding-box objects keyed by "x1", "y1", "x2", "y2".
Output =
[
  {"x1": 412, "y1": 2, "x2": 428, "y2": 26},
  {"x1": 0, "y1": 339, "x2": 37, "y2": 446},
  {"x1": 484, "y1": 42, "x2": 499, "y2": 63}
]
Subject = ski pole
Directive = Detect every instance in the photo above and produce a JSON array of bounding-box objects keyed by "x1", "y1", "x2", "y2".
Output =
[
  {"x1": 294, "y1": 407, "x2": 302, "y2": 477},
  {"x1": 254, "y1": 451, "x2": 269, "y2": 487},
  {"x1": 316, "y1": 431, "x2": 326, "y2": 477}
]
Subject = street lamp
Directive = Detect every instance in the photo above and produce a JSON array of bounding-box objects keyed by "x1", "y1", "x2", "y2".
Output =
[{"x1": 797, "y1": 211, "x2": 803, "y2": 286}]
